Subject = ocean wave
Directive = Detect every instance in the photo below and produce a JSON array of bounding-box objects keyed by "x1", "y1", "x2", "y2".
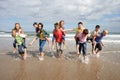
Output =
[
  {"x1": 0, "y1": 34, "x2": 11, "y2": 37},
  {"x1": 0, "y1": 33, "x2": 120, "y2": 43}
]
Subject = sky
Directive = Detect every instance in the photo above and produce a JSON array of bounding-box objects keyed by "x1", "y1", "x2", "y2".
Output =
[{"x1": 0, "y1": 0, "x2": 120, "y2": 32}]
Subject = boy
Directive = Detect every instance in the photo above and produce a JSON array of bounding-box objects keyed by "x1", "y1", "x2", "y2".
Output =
[
  {"x1": 94, "y1": 30, "x2": 108, "y2": 57},
  {"x1": 33, "y1": 22, "x2": 39, "y2": 33},
  {"x1": 87, "y1": 25, "x2": 100, "y2": 54},
  {"x1": 52, "y1": 22, "x2": 65, "y2": 57}
]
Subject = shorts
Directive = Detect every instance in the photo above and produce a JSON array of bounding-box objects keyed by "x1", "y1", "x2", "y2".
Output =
[{"x1": 95, "y1": 43, "x2": 102, "y2": 50}]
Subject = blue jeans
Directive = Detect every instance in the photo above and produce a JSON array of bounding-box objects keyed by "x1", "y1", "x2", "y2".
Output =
[
  {"x1": 18, "y1": 44, "x2": 24, "y2": 55},
  {"x1": 79, "y1": 42, "x2": 87, "y2": 56},
  {"x1": 62, "y1": 35, "x2": 65, "y2": 40},
  {"x1": 39, "y1": 39, "x2": 46, "y2": 53},
  {"x1": 52, "y1": 36, "x2": 55, "y2": 42},
  {"x1": 22, "y1": 38, "x2": 27, "y2": 48}
]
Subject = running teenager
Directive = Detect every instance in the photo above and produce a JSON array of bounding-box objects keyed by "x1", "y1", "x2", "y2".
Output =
[
  {"x1": 94, "y1": 30, "x2": 108, "y2": 57},
  {"x1": 77, "y1": 29, "x2": 89, "y2": 64},
  {"x1": 11, "y1": 29, "x2": 27, "y2": 60},
  {"x1": 29, "y1": 22, "x2": 50, "y2": 61}
]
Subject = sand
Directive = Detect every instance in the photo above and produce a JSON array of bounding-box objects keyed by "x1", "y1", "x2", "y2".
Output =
[{"x1": 0, "y1": 37, "x2": 120, "y2": 80}]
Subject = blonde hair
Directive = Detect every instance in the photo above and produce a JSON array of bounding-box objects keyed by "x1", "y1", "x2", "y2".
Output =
[{"x1": 103, "y1": 30, "x2": 108, "y2": 34}]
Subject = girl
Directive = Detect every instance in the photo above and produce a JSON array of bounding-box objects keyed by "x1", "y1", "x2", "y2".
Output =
[
  {"x1": 11, "y1": 29, "x2": 27, "y2": 60},
  {"x1": 64, "y1": 22, "x2": 85, "y2": 54},
  {"x1": 59, "y1": 20, "x2": 66, "y2": 49},
  {"x1": 29, "y1": 22, "x2": 50, "y2": 61},
  {"x1": 77, "y1": 29, "x2": 89, "y2": 64},
  {"x1": 12, "y1": 23, "x2": 27, "y2": 53}
]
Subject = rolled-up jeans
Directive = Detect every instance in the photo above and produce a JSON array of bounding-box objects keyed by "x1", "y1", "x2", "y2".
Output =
[{"x1": 39, "y1": 39, "x2": 46, "y2": 53}]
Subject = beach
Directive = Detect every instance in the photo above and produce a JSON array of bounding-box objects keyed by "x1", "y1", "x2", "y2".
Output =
[{"x1": 0, "y1": 37, "x2": 120, "y2": 80}]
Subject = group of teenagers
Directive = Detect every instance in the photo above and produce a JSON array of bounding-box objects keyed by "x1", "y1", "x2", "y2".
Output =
[{"x1": 11, "y1": 20, "x2": 108, "y2": 63}]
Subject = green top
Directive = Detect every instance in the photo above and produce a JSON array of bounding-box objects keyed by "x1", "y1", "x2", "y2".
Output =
[
  {"x1": 36, "y1": 29, "x2": 50, "y2": 40},
  {"x1": 15, "y1": 36, "x2": 23, "y2": 45}
]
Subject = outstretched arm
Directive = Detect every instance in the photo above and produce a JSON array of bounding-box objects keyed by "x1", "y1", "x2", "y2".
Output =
[
  {"x1": 63, "y1": 29, "x2": 75, "y2": 32},
  {"x1": 45, "y1": 37, "x2": 50, "y2": 48},
  {"x1": 100, "y1": 41, "x2": 104, "y2": 46},
  {"x1": 29, "y1": 37, "x2": 37, "y2": 46}
]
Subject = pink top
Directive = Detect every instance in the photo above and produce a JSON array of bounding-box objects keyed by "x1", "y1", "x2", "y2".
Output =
[{"x1": 77, "y1": 32, "x2": 88, "y2": 43}]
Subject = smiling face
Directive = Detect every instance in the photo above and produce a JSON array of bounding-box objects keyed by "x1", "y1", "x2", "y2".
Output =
[
  {"x1": 59, "y1": 20, "x2": 64, "y2": 27},
  {"x1": 78, "y1": 22, "x2": 83, "y2": 29},
  {"x1": 15, "y1": 23, "x2": 21, "y2": 31},
  {"x1": 12, "y1": 30, "x2": 16, "y2": 37},
  {"x1": 34, "y1": 24, "x2": 38, "y2": 28},
  {"x1": 78, "y1": 24, "x2": 82, "y2": 29},
  {"x1": 95, "y1": 25, "x2": 100, "y2": 32},
  {"x1": 55, "y1": 25, "x2": 59, "y2": 31},
  {"x1": 95, "y1": 27, "x2": 100, "y2": 32},
  {"x1": 38, "y1": 23, "x2": 43, "y2": 30}
]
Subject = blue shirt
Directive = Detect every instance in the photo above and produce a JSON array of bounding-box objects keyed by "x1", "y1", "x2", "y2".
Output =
[{"x1": 95, "y1": 33, "x2": 104, "y2": 43}]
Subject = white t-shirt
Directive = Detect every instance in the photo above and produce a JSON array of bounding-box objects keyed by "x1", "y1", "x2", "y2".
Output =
[{"x1": 90, "y1": 30, "x2": 100, "y2": 38}]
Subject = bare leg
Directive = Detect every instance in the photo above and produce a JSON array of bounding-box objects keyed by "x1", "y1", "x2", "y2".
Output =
[
  {"x1": 13, "y1": 48, "x2": 17, "y2": 53},
  {"x1": 51, "y1": 40, "x2": 55, "y2": 50},
  {"x1": 23, "y1": 48, "x2": 27, "y2": 60},
  {"x1": 84, "y1": 55, "x2": 89, "y2": 64},
  {"x1": 92, "y1": 41, "x2": 96, "y2": 54},
  {"x1": 95, "y1": 49, "x2": 101, "y2": 58},
  {"x1": 76, "y1": 44, "x2": 79, "y2": 55},
  {"x1": 39, "y1": 52, "x2": 44, "y2": 61},
  {"x1": 96, "y1": 49, "x2": 101, "y2": 54},
  {"x1": 21, "y1": 54, "x2": 25, "y2": 60},
  {"x1": 63, "y1": 40, "x2": 66, "y2": 49}
]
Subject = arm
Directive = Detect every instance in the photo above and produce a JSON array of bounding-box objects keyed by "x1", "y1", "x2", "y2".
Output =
[
  {"x1": 29, "y1": 37, "x2": 37, "y2": 46},
  {"x1": 100, "y1": 41, "x2": 104, "y2": 46},
  {"x1": 63, "y1": 28, "x2": 75, "y2": 32},
  {"x1": 45, "y1": 37, "x2": 50, "y2": 48}
]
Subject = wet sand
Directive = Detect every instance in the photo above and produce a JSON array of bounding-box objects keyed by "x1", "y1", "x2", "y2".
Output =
[{"x1": 0, "y1": 37, "x2": 120, "y2": 80}]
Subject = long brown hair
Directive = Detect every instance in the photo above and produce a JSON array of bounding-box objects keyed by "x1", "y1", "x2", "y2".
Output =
[
  {"x1": 59, "y1": 20, "x2": 64, "y2": 28},
  {"x1": 13, "y1": 23, "x2": 21, "y2": 30}
]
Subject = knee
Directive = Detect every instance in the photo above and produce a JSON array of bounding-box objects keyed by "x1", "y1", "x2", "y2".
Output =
[{"x1": 99, "y1": 47, "x2": 102, "y2": 51}]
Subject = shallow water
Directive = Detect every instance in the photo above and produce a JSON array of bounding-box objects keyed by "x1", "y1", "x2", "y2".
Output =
[{"x1": 0, "y1": 37, "x2": 120, "y2": 80}]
